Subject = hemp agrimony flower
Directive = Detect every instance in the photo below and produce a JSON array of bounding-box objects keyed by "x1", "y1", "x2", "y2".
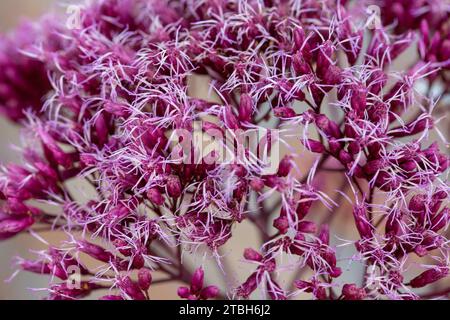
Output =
[{"x1": 0, "y1": 0, "x2": 448, "y2": 300}]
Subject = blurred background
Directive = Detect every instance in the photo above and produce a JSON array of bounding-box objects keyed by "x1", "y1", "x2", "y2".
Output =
[{"x1": 0, "y1": 0, "x2": 448, "y2": 300}]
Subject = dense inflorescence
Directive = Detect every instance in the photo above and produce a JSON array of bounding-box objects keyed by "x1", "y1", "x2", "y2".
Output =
[{"x1": 0, "y1": 0, "x2": 449, "y2": 300}]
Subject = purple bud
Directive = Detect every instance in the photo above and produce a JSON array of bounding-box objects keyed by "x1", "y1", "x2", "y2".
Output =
[
  {"x1": 273, "y1": 107, "x2": 296, "y2": 118},
  {"x1": 350, "y1": 86, "x2": 367, "y2": 115},
  {"x1": 303, "y1": 139, "x2": 325, "y2": 154},
  {"x1": 277, "y1": 155, "x2": 293, "y2": 177},
  {"x1": 200, "y1": 285, "x2": 219, "y2": 299},
  {"x1": 243, "y1": 248, "x2": 263, "y2": 262},
  {"x1": 314, "y1": 114, "x2": 341, "y2": 138},
  {"x1": 250, "y1": 178, "x2": 265, "y2": 192},
  {"x1": 318, "y1": 224, "x2": 330, "y2": 245},
  {"x1": 166, "y1": 175, "x2": 182, "y2": 198},
  {"x1": 273, "y1": 216, "x2": 289, "y2": 234},
  {"x1": 18, "y1": 259, "x2": 51, "y2": 275},
  {"x1": 292, "y1": 52, "x2": 311, "y2": 75},
  {"x1": 297, "y1": 221, "x2": 317, "y2": 233},
  {"x1": 118, "y1": 276, "x2": 146, "y2": 300},
  {"x1": 236, "y1": 273, "x2": 259, "y2": 298},
  {"x1": 147, "y1": 188, "x2": 164, "y2": 206},
  {"x1": 409, "y1": 267, "x2": 449, "y2": 288},
  {"x1": 138, "y1": 268, "x2": 152, "y2": 291},
  {"x1": 238, "y1": 94, "x2": 253, "y2": 122},
  {"x1": 342, "y1": 284, "x2": 366, "y2": 300},
  {"x1": 352, "y1": 204, "x2": 373, "y2": 239},
  {"x1": 0, "y1": 216, "x2": 34, "y2": 240},
  {"x1": 177, "y1": 286, "x2": 190, "y2": 299},
  {"x1": 191, "y1": 267, "x2": 204, "y2": 293},
  {"x1": 77, "y1": 240, "x2": 114, "y2": 263}
]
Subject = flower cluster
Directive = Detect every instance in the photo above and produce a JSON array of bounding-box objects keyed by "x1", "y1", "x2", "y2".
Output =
[{"x1": 0, "y1": 0, "x2": 448, "y2": 300}]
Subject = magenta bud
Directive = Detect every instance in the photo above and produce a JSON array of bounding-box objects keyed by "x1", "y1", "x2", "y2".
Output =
[
  {"x1": 200, "y1": 285, "x2": 219, "y2": 299},
  {"x1": 342, "y1": 284, "x2": 366, "y2": 300},
  {"x1": 273, "y1": 107, "x2": 296, "y2": 118},
  {"x1": 18, "y1": 259, "x2": 51, "y2": 275},
  {"x1": 273, "y1": 216, "x2": 289, "y2": 234},
  {"x1": 296, "y1": 200, "x2": 312, "y2": 220},
  {"x1": 292, "y1": 52, "x2": 311, "y2": 75},
  {"x1": 119, "y1": 276, "x2": 146, "y2": 300},
  {"x1": 250, "y1": 178, "x2": 265, "y2": 192},
  {"x1": 297, "y1": 221, "x2": 317, "y2": 233},
  {"x1": 330, "y1": 266, "x2": 342, "y2": 278},
  {"x1": 0, "y1": 216, "x2": 34, "y2": 239},
  {"x1": 138, "y1": 268, "x2": 152, "y2": 291},
  {"x1": 236, "y1": 273, "x2": 259, "y2": 298},
  {"x1": 147, "y1": 188, "x2": 164, "y2": 206},
  {"x1": 339, "y1": 150, "x2": 353, "y2": 164},
  {"x1": 243, "y1": 248, "x2": 263, "y2": 262},
  {"x1": 318, "y1": 224, "x2": 330, "y2": 245},
  {"x1": 177, "y1": 286, "x2": 190, "y2": 299},
  {"x1": 414, "y1": 245, "x2": 428, "y2": 257},
  {"x1": 277, "y1": 155, "x2": 293, "y2": 177},
  {"x1": 238, "y1": 93, "x2": 253, "y2": 122},
  {"x1": 314, "y1": 114, "x2": 341, "y2": 138},
  {"x1": 166, "y1": 175, "x2": 182, "y2": 198},
  {"x1": 191, "y1": 267, "x2": 204, "y2": 293},
  {"x1": 352, "y1": 204, "x2": 373, "y2": 239},
  {"x1": 363, "y1": 159, "x2": 385, "y2": 175},
  {"x1": 350, "y1": 86, "x2": 367, "y2": 114},
  {"x1": 293, "y1": 27, "x2": 305, "y2": 52},
  {"x1": 409, "y1": 267, "x2": 448, "y2": 288},
  {"x1": 77, "y1": 240, "x2": 114, "y2": 263},
  {"x1": 132, "y1": 254, "x2": 145, "y2": 269},
  {"x1": 303, "y1": 139, "x2": 325, "y2": 153}
]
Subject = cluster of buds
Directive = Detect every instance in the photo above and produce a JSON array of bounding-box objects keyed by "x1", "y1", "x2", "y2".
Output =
[{"x1": 0, "y1": 0, "x2": 448, "y2": 300}]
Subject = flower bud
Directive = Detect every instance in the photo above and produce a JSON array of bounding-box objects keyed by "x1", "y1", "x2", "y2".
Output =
[
  {"x1": 166, "y1": 175, "x2": 182, "y2": 198},
  {"x1": 191, "y1": 267, "x2": 204, "y2": 293},
  {"x1": 200, "y1": 285, "x2": 219, "y2": 299},
  {"x1": 277, "y1": 155, "x2": 293, "y2": 177},
  {"x1": 273, "y1": 216, "x2": 289, "y2": 234},
  {"x1": 119, "y1": 276, "x2": 146, "y2": 300},
  {"x1": 297, "y1": 221, "x2": 317, "y2": 233},
  {"x1": 238, "y1": 93, "x2": 253, "y2": 122},
  {"x1": 138, "y1": 268, "x2": 152, "y2": 291},
  {"x1": 0, "y1": 216, "x2": 34, "y2": 240},
  {"x1": 302, "y1": 139, "x2": 325, "y2": 153},
  {"x1": 352, "y1": 204, "x2": 373, "y2": 239},
  {"x1": 177, "y1": 286, "x2": 190, "y2": 299},
  {"x1": 342, "y1": 284, "x2": 366, "y2": 300},
  {"x1": 147, "y1": 188, "x2": 164, "y2": 206},
  {"x1": 77, "y1": 240, "x2": 114, "y2": 263},
  {"x1": 243, "y1": 248, "x2": 263, "y2": 262},
  {"x1": 409, "y1": 267, "x2": 448, "y2": 288},
  {"x1": 273, "y1": 107, "x2": 296, "y2": 118},
  {"x1": 250, "y1": 178, "x2": 265, "y2": 192}
]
